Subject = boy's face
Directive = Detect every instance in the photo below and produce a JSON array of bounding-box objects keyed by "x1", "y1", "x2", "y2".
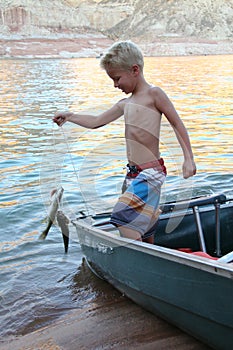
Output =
[{"x1": 106, "y1": 66, "x2": 139, "y2": 94}]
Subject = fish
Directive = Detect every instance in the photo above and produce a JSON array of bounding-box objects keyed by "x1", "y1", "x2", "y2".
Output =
[
  {"x1": 39, "y1": 187, "x2": 64, "y2": 240},
  {"x1": 56, "y1": 209, "x2": 70, "y2": 253}
]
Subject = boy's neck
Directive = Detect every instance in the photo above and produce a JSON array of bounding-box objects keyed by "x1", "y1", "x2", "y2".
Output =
[{"x1": 132, "y1": 77, "x2": 151, "y2": 95}]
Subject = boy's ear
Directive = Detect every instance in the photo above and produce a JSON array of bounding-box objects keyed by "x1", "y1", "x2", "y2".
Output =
[{"x1": 131, "y1": 64, "x2": 140, "y2": 76}]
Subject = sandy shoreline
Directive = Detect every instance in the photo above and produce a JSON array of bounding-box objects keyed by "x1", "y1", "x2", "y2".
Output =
[
  {"x1": 0, "y1": 36, "x2": 113, "y2": 59},
  {"x1": 0, "y1": 37, "x2": 233, "y2": 58},
  {"x1": 0, "y1": 298, "x2": 211, "y2": 350}
]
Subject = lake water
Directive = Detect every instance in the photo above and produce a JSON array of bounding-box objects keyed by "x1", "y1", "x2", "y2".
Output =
[{"x1": 0, "y1": 55, "x2": 232, "y2": 343}]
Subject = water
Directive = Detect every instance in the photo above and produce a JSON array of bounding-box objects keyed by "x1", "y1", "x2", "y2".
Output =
[{"x1": 0, "y1": 56, "x2": 233, "y2": 341}]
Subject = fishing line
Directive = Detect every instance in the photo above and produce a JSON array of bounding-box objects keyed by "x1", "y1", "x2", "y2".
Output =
[
  {"x1": 47, "y1": 122, "x2": 65, "y2": 219},
  {"x1": 58, "y1": 124, "x2": 92, "y2": 220},
  {"x1": 51, "y1": 123, "x2": 61, "y2": 189}
]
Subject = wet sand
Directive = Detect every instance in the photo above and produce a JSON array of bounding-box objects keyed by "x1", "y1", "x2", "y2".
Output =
[
  {"x1": 1, "y1": 292, "x2": 211, "y2": 350},
  {"x1": 0, "y1": 260, "x2": 212, "y2": 349}
]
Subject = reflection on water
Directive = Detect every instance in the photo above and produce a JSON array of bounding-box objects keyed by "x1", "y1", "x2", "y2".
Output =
[{"x1": 0, "y1": 56, "x2": 232, "y2": 338}]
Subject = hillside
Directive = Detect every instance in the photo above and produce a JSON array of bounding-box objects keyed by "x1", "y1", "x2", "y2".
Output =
[{"x1": 0, "y1": 0, "x2": 233, "y2": 57}]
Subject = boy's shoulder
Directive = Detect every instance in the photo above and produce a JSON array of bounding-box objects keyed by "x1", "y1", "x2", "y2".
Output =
[
  {"x1": 115, "y1": 97, "x2": 128, "y2": 112},
  {"x1": 117, "y1": 97, "x2": 128, "y2": 105},
  {"x1": 148, "y1": 86, "x2": 169, "y2": 104},
  {"x1": 148, "y1": 85, "x2": 164, "y2": 95}
]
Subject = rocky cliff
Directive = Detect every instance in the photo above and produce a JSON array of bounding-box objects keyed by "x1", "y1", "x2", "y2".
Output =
[{"x1": 0, "y1": 0, "x2": 233, "y2": 57}]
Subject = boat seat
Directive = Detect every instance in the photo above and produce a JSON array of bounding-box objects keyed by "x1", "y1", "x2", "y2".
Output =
[{"x1": 161, "y1": 194, "x2": 227, "y2": 257}]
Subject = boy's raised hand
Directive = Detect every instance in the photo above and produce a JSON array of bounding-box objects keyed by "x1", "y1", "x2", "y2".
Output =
[{"x1": 53, "y1": 112, "x2": 73, "y2": 126}]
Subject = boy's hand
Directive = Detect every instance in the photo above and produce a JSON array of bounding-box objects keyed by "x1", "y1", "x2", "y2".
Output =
[
  {"x1": 182, "y1": 159, "x2": 197, "y2": 179},
  {"x1": 53, "y1": 112, "x2": 73, "y2": 126}
]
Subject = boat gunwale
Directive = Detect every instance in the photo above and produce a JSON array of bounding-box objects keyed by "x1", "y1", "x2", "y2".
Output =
[
  {"x1": 159, "y1": 200, "x2": 233, "y2": 221},
  {"x1": 73, "y1": 219, "x2": 233, "y2": 278}
]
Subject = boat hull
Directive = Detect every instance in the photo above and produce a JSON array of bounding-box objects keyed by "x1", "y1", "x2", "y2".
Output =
[{"x1": 74, "y1": 220, "x2": 233, "y2": 350}]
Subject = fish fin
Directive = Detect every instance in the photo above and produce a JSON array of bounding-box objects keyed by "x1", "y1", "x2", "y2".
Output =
[
  {"x1": 62, "y1": 234, "x2": 69, "y2": 254},
  {"x1": 38, "y1": 220, "x2": 53, "y2": 240},
  {"x1": 57, "y1": 210, "x2": 70, "y2": 253},
  {"x1": 38, "y1": 230, "x2": 47, "y2": 240}
]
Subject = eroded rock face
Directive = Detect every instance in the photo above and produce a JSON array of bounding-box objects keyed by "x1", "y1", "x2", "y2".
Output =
[
  {"x1": 0, "y1": 0, "x2": 232, "y2": 40},
  {"x1": 0, "y1": 0, "x2": 134, "y2": 37},
  {"x1": 0, "y1": 6, "x2": 29, "y2": 32},
  {"x1": 0, "y1": 0, "x2": 232, "y2": 57}
]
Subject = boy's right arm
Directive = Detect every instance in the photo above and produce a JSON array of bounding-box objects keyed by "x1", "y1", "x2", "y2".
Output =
[
  {"x1": 152, "y1": 87, "x2": 196, "y2": 179},
  {"x1": 53, "y1": 101, "x2": 124, "y2": 129}
]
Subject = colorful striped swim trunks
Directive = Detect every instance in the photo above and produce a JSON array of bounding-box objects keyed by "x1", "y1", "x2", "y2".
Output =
[{"x1": 110, "y1": 165, "x2": 166, "y2": 238}]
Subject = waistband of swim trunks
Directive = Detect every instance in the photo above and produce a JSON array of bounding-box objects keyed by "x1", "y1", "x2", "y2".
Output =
[{"x1": 127, "y1": 158, "x2": 167, "y2": 177}]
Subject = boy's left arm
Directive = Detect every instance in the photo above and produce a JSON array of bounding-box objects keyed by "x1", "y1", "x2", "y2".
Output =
[{"x1": 153, "y1": 87, "x2": 196, "y2": 179}]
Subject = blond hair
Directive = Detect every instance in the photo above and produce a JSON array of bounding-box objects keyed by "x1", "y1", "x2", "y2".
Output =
[{"x1": 100, "y1": 41, "x2": 144, "y2": 71}]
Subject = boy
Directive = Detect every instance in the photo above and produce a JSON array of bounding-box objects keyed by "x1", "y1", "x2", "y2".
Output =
[{"x1": 53, "y1": 41, "x2": 196, "y2": 244}]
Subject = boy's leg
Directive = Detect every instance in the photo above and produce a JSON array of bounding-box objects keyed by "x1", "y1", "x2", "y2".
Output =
[
  {"x1": 118, "y1": 225, "x2": 142, "y2": 241},
  {"x1": 118, "y1": 225, "x2": 155, "y2": 244},
  {"x1": 143, "y1": 235, "x2": 154, "y2": 244},
  {"x1": 141, "y1": 220, "x2": 159, "y2": 244}
]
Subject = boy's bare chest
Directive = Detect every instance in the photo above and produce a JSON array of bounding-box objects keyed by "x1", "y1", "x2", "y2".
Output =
[{"x1": 123, "y1": 102, "x2": 161, "y2": 133}]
